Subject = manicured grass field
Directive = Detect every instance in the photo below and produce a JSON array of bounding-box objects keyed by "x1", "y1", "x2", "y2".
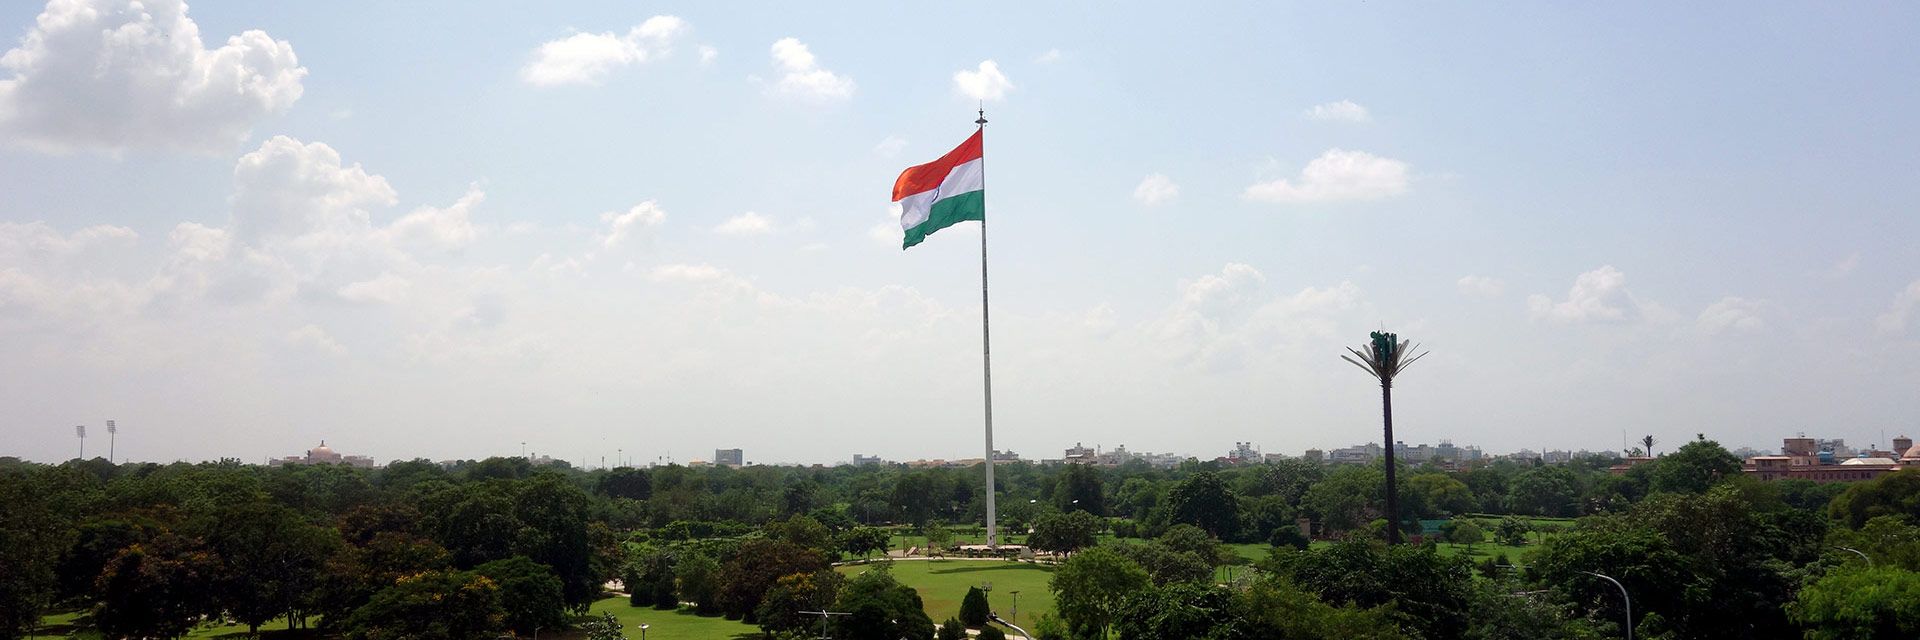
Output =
[
  {"x1": 837, "y1": 560, "x2": 1057, "y2": 627},
  {"x1": 33, "y1": 611, "x2": 319, "y2": 639},
  {"x1": 585, "y1": 599, "x2": 762, "y2": 640}
]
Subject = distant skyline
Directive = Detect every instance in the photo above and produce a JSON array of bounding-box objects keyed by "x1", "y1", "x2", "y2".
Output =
[{"x1": 4, "y1": 1, "x2": 1919, "y2": 465}]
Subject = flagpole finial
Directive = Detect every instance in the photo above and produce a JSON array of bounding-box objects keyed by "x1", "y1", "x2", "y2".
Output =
[{"x1": 976, "y1": 101, "x2": 987, "y2": 126}]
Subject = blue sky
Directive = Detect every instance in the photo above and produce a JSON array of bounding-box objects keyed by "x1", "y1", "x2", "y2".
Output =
[{"x1": 3, "y1": 1, "x2": 1918, "y2": 465}]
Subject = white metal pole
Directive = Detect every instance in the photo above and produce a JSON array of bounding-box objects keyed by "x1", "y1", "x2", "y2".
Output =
[{"x1": 975, "y1": 107, "x2": 996, "y2": 549}]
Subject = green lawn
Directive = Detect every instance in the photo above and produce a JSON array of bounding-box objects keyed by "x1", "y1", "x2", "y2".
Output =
[
  {"x1": 585, "y1": 599, "x2": 761, "y2": 640},
  {"x1": 33, "y1": 610, "x2": 320, "y2": 639},
  {"x1": 837, "y1": 560, "x2": 1057, "y2": 627}
]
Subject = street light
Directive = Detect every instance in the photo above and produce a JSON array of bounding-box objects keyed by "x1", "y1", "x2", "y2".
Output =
[
  {"x1": 639, "y1": 623, "x2": 649, "y2": 640},
  {"x1": 989, "y1": 613, "x2": 1030, "y2": 640},
  {"x1": 1009, "y1": 590, "x2": 1020, "y2": 625},
  {"x1": 1581, "y1": 571, "x2": 1631, "y2": 640},
  {"x1": 1837, "y1": 546, "x2": 1870, "y2": 565}
]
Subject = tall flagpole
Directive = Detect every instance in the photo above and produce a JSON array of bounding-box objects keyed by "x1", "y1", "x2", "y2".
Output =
[{"x1": 976, "y1": 105, "x2": 997, "y2": 549}]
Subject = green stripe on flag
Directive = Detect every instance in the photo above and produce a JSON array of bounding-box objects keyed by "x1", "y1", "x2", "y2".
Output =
[{"x1": 902, "y1": 190, "x2": 985, "y2": 249}]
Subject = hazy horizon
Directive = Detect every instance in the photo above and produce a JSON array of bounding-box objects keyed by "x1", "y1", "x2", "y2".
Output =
[{"x1": 4, "y1": 1, "x2": 1918, "y2": 466}]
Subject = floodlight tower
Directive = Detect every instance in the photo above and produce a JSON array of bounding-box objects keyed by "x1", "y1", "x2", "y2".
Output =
[
  {"x1": 76, "y1": 424, "x2": 87, "y2": 460},
  {"x1": 107, "y1": 419, "x2": 117, "y2": 463},
  {"x1": 1341, "y1": 331, "x2": 1428, "y2": 544}
]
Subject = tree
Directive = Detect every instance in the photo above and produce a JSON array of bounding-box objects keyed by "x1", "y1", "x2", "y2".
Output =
[
  {"x1": 1648, "y1": 435, "x2": 1741, "y2": 495},
  {"x1": 314, "y1": 532, "x2": 453, "y2": 628},
  {"x1": 93, "y1": 533, "x2": 224, "y2": 640},
  {"x1": 1407, "y1": 473, "x2": 1475, "y2": 517},
  {"x1": 1158, "y1": 524, "x2": 1228, "y2": 566},
  {"x1": 1789, "y1": 566, "x2": 1920, "y2": 639},
  {"x1": 1494, "y1": 517, "x2": 1531, "y2": 546},
  {"x1": 715, "y1": 539, "x2": 828, "y2": 621},
  {"x1": 1448, "y1": 521, "x2": 1484, "y2": 557},
  {"x1": 595, "y1": 467, "x2": 652, "y2": 500},
  {"x1": 839, "y1": 526, "x2": 892, "y2": 558},
  {"x1": 1303, "y1": 465, "x2": 1381, "y2": 534},
  {"x1": 581, "y1": 612, "x2": 625, "y2": 640},
  {"x1": 1507, "y1": 467, "x2": 1579, "y2": 517},
  {"x1": 834, "y1": 565, "x2": 935, "y2": 640},
  {"x1": 767, "y1": 514, "x2": 834, "y2": 553},
  {"x1": 1056, "y1": 463, "x2": 1107, "y2": 516},
  {"x1": 0, "y1": 469, "x2": 70, "y2": 639},
  {"x1": 1230, "y1": 575, "x2": 1408, "y2": 639},
  {"x1": 199, "y1": 501, "x2": 342, "y2": 634},
  {"x1": 960, "y1": 585, "x2": 991, "y2": 627},
  {"x1": 1268, "y1": 540, "x2": 1472, "y2": 640},
  {"x1": 1828, "y1": 515, "x2": 1920, "y2": 570},
  {"x1": 1113, "y1": 542, "x2": 1212, "y2": 585},
  {"x1": 1168, "y1": 472, "x2": 1239, "y2": 538},
  {"x1": 345, "y1": 570, "x2": 505, "y2": 640},
  {"x1": 977, "y1": 625, "x2": 1007, "y2": 640},
  {"x1": 921, "y1": 521, "x2": 953, "y2": 553},
  {"x1": 510, "y1": 473, "x2": 599, "y2": 610},
  {"x1": 938, "y1": 618, "x2": 968, "y2": 640},
  {"x1": 676, "y1": 551, "x2": 723, "y2": 615},
  {"x1": 631, "y1": 546, "x2": 679, "y2": 609},
  {"x1": 1340, "y1": 331, "x2": 1428, "y2": 545},
  {"x1": 1112, "y1": 581, "x2": 1237, "y2": 640},
  {"x1": 1828, "y1": 470, "x2": 1920, "y2": 529},
  {"x1": 1049, "y1": 546, "x2": 1150, "y2": 640},
  {"x1": 1029, "y1": 511, "x2": 1101, "y2": 556},
  {"x1": 756, "y1": 570, "x2": 846, "y2": 635},
  {"x1": 473, "y1": 556, "x2": 568, "y2": 636},
  {"x1": 1641, "y1": 435, "x2": 1657, "y2": 458}
]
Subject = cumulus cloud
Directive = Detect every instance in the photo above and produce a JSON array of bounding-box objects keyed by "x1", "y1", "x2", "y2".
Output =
[
  {"x1": 1153, "y1": 263, "x2": 1363, "y2": 369},
  {"x1": 0, "y1": 0, "x2": 306, "y2": 154},
  {"x1": 954, "y1": 60, "x2": 1013, "y2": 102},
  {"x1": 1875, "y1": 279, "x2": 1920, "y2": 334},
  {"x1": 598, "y1": 202, "x2": 667, "y2": 249},
  {"x1": 1527, "y1": 266, "x2": 1639, "y2": 324},
  {"x1": 1303, "y1": 100, "x2": 1370, "y2": 123},
  {"x1": 229, "y1": 136, "x2": 398, "y2": 242},
  {"x1": 1457, "y1": 275, "x2": 1505, "y2": 297},
  {"x1": 698, "y1": 45, "x2": 718, "y2": 65},
  {"x1": 1697, "y1": 297, "x2": 1764, "y2": 334},
  {"x1": 337, "y1": 272, "x2": 411, "y2": 305},
  {"x1": 0, "y1": 222, "x2": 137, "y2": 259},
  {"x1": 767, "y1": 38, "x2": 854, "y2": 102},
  {"x1": 520, "y1": 16, "x2": 688, "y2": 87},
  {"x1": 1133, "y1": 174, "x2": 1179, "y2": 206},
  {"x1": 1829, "y1": 252, "x2": 1860, "y2": 278},
  {"x1": 1035, "y1": 49, "x2": 1063, "y2": 64},
  {"x1": 714, "y1": 212, "x2": 775, "y2": 235},
  {"x1": 1243, "y1": 149, "x2": 1409, "y2": 204},
  {"x1": 386, "y1": 186, "x2": 484, "y2": 252}
]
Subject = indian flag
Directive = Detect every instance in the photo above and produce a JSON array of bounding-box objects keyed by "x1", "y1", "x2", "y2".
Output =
[{"x1": 892, "y1": 130, "x2": 984, "y2": 249}]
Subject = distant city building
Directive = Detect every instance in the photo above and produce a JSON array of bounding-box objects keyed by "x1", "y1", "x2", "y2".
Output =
[
  {"x1": 715, "y1": 448, "x2": 744, "y2": 467},
  {"x1": 1303, "y1": 448, "x2": 1324, "y2": 463},
  {"x1": 1745, "y1": 435, "x2": 1918, "y2": 483},
  {"x1": 269, "y1": 441, "x2": 375, "y2": 469},
  {"x1": 1227, "y1": 442, "x2": 1260, "y2": 463},
  {"x1": 851, "y1": 454, "x2": 886, "y2": 466},
  {"x1": 1063, "y1": 442, "x2": 1097, "y2": 464}
]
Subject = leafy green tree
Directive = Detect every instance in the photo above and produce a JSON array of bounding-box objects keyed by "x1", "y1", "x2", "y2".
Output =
[
  {"x1": 833, "y1": 565, "x2": 935, "y2": 640},
  {"x1": 595, "y1": 467, "x2": 652, "y2": 500},
  {"x1": 1494, "y1": 516, "x2": 1531, "y2": 546},
  {"x1": 1228, "y1": 576, "x2": 1408, "y2": 639},
  {"x1": 1158, "y1": 524, "x2": 1228, "y2": 566},
  {"x1": 314, "y1": 532, "x2": 452, "y2": 628},
  {"x1": 0, "y1": 469, "x2": 71, "y2": 639},
  {"x1": 1507, "y1": 467, "x2": 1579, "y2": 517},
  {"x1": 510, "y1": 473, "x2": 598, "y2": 610},
  {"x1": 715, "y1": 539, "x2": 828, "y2": 621},
  {"x1": 977, "y1": 625, "x2": 1007, "y2": 640},
  {"x1": 1648, "y1": 435, "x2": 1742, "y2": 495},
  {"x1": 1267, "y1": 540, "x2": 1472, "y2": 640},
  {"x1": 632, "y1": 546, "x2": 679, "y2": 609},
  {"x1": 1828, "y1": 515, "x2": 1920, "y2": 570},
  {"x1": 1789, "y1": 566, "x2": 1920, "y2": 639},
  {"x1": 1111, "y1": 477, "x2": 1164, "y2": 519},
  {"x1": 1113, "y1": 541, "x2": 1212, "y2": 585},
  {"x1": 1448, "y1": 521, "x2": 1484, "y2": 556},
  {"x1": 1056, "y1": 463, "x2": 1107, "y2": 516},
  {"x1": 199, "y1": 501, "x2": 342, "y2": 634},
  {"x1": 1049, "y1": 546, "x2": 1150, "y2": 640},
  {"x1": 1828, "y1": 469, "x2": 1920, "y2": 529},
  {"x1": 960, "y1": 585, "x2": 991, "y2": 626},
  {"x1": 676, "y1": 551, "x2": 723, "y2": 615},
  {"x1": 473, "y1": 556, "x2": 568, "y2": 636},
  {"x1": 1408, "y1": 472, "x2": 1476, "y2": 517},
  {"x1": 938, "y1": 618, "x2": 967, "y2": 640},
  {"x1": 1168, "y1": 472, "x2": 1239, "y2": 538},
  {"x1": 1303, "y1": 465, "x2": 1381, "y2": 533},
  {"x1": 1237, "y1": 494, "x2": 1297, "y2": 544},
  {"x1": 839, "y1": 526, "x2": 892, "y2": 558},
  {"x1": 921, "y1": 521, "x2": 953, "y2": 552},
  {"x1": 756, "y1": 570, "x2": 845, "y2": 635},
  {"x1": 1029, "y1": 510, "x2": 1101, "y2": 556},
  {"x1": 93, "y1": 533, "x2": 223, "y2": 640},
  {"x1": 1111, "y1": 581, "x2": 1236, "y2": 639},
  {"x1": 345, "y1": 570, "x2": 505, "y2": 640},
  {"x1": 1463, "y1": 576, "x2": 1602, "y2": 640},
  {"x1": 767, "y1": 514, "x2": 835, "y2": 553}
]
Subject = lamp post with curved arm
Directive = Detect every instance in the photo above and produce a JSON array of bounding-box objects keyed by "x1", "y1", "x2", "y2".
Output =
[
  {"x1": 989, "y1": 613, "x2": 1031, "y2": 640},
  {"x1": 1581, "y1": 571, "x2": 1631, "y2": 640},
  {"x1": 1837, "y1": 546, "x2": 1870, "y2": 565}
]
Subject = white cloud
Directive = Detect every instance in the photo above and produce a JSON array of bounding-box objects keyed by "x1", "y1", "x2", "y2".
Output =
[
  {"x1": 767, "y1": 38, "x2": 854, "y2": 102},
  {"x1": 1304, "y1": 100, "x2": 1371, "y2": 123},
  {"x1": 699, "y1": 45, "x2": 718, "y2": 65},
  {"x1": 869, "y1": 203, "x2": 904, "y2": 247},
  {"x1": 954, "y1": 60, "x2": 1013, "y2": 102},
  {"x1": 337, "y1": 273, "x2": 411, "y2": 305},
  {"x1": 1875, "y1": 280, "x2": 1920, "y2": 334},
  {"x1": 520, "y1": 16, "x2": 688, "y2": 87},
  {"x1": 1133, "y1": 174, "x2": 1179, "y2": 206},
  {"x1": 1697, "y1": 297, "x2": 1764, "y2": 334},
  {"x1": 714, "y1": 212, "x2": 775, "y2": 235},
  {"x1": 1457, "y1": 275, "x2": 1505, "y2": 297},
  {"x1": 1243, "y1": 149, "x2": 1410, "y2": 204},
  {"x1": 1527, "y1": 265, "x2": 1639, "y2": 324},
  {"x1": 598, "y1": 202, "x2": 667, "y2": 249},
  {"x1": 286, "y1": 324, "x2": 345, "y2": 356},
  {"x1": 229, "y1": 136, "x2": 398, "y2": 242},
  {"x1": 0, "y1": 0, "x2": 306, "y2": 154},
  {"x1": 0, "y1": 221, "x2": 137, "y2": 259},
  {"x1": 874, "y1": 136, "x2": 908, "y2": 158},
  {"x1": 386, "y1": 186, "x2": 484, "y2": 251},
  {"x1": 1035, "y1": 49, "x2": 1063, "y2": 64}
]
